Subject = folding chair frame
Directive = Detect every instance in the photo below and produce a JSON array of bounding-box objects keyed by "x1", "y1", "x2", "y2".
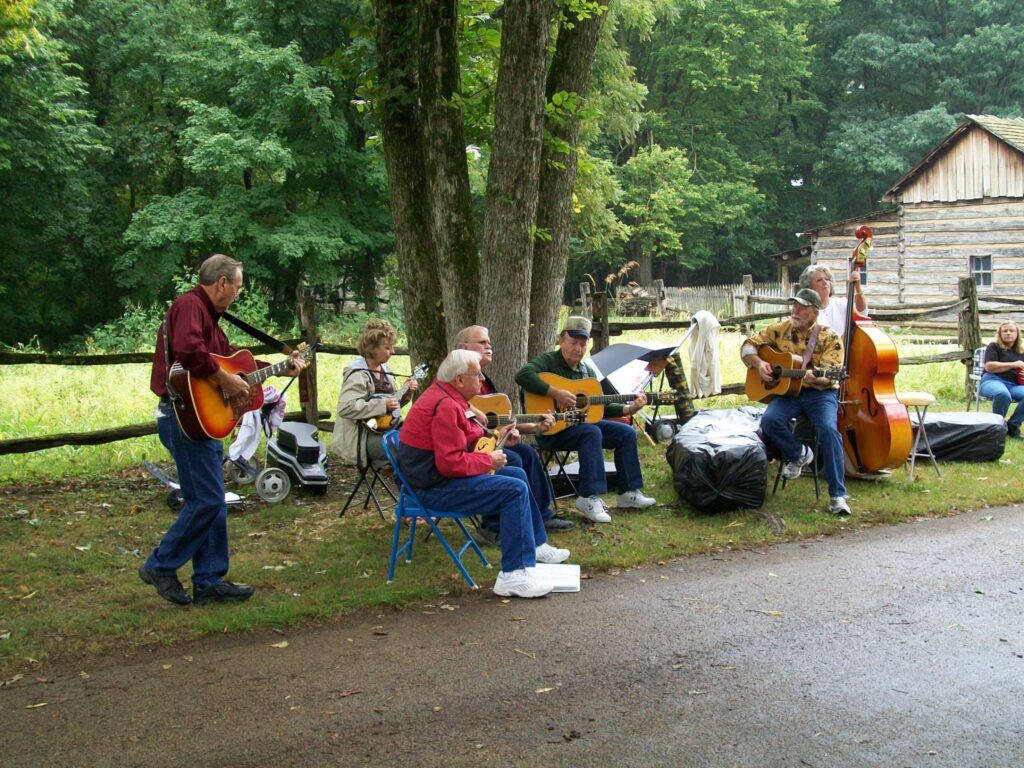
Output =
[
  {"x1": 339, "y1": 459, "x2": 397, "y2": 520},
  {"x1": 381, "y1": 431, "x2": 491, "y2": 588}
]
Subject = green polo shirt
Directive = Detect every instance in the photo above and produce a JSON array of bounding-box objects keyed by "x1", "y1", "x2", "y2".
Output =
[{"x1": 515, "y1": 349, "x2": 626, "y2": 418}]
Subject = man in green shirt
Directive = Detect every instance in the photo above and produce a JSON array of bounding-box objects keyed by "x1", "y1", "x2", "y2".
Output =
[{"x1": 515, "y1": 316, "x2": 655, "y2": 523}]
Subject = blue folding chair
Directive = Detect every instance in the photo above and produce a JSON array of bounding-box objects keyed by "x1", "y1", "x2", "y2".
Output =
[{"x1": 380, "y1": 431, "x2": 491, "y2": 588}]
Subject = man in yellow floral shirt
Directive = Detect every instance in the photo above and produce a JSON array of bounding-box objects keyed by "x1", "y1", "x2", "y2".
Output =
[{"x1": 741, "y1": 288, "x2": 851, "y2": 515}]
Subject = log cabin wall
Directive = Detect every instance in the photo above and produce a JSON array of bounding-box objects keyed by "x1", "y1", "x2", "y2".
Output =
[{"x1": 801, "y1": 117, "x2": 1024, "y2": 320}]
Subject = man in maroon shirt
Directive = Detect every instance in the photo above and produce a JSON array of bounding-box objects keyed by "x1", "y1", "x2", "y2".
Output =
[{"x1": 141, "y1": 254, "x2": 306, "y2": 606}]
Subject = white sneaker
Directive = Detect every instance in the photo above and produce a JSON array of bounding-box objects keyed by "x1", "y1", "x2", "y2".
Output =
[
  {"x1": 828, "y1": 496, "x2": 852, "y2": 516},
  {"x1": 575, "y1": 495, "x2": 611, "y2": 523},
  {"x1": 782, "y1": 446, "x2": 814, "y2": 480},
  {"x1": 493, "y1": 568, "x2": 554, "y2": 598},
  {"x1": 535, "y1": 542, "x2": 570, "y2": 564},
  {"x1": 616, "y1": 490, "x2": 656, "y2": 509}
]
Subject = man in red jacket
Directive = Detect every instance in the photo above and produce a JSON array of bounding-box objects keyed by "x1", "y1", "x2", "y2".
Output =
[
  {"x1": 397, "y1": 349, "x2": 569, "y2": 598},
  {"x1": 143, "y1": 254, "x2": 306, "y2": 606}
]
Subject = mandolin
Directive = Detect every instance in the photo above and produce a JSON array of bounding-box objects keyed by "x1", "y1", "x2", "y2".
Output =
[
  {"x1": 169, "y1": 343, "x2": 316, "y2": 441},
  {"x1": 745, "y1": 345, "x2": 847, "y2": 403},
  {"x1": 522, "y1": 373, "x2": 679, "y2": 434}
]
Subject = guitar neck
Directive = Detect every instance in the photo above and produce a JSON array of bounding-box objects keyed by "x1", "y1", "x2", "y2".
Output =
[
  {"x1": 245, "y1": 357, "x2": 295, "y2": 387},
  {"x1": 586, "y1": 392, "x2": 674, "y2": 406}
]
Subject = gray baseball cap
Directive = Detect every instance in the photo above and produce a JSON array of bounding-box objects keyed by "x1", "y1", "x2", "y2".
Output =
[{"x1": 562, "y1": 315, "x2": 592, "y2": 339}]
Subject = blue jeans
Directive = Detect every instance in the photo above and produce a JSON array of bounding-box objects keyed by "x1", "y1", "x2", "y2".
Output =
[
  {"x1": 480, "y1": 443, "x2": 554, "y2": 533},
  {"x1": 760, "y1": 388, "x2": 847, "y2": 500},
  {"x1": 980, "y1": 373, "x2": 1024, "y2": 428},
  {"x1": 537, "y1": 420, "x2": 644, "y2": 497},
  {"x1": 147, "y1": 402, "x2": 229, "y2": 589},
  {"x1": 416, "y1": 466, "x2": 545, "y2": 572}
]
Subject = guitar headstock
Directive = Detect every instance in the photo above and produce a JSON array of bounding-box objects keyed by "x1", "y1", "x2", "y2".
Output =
[
  {"x1": 822, "y1": 365, "x2": 848, "y2": 383},
  {"x1": 560, "y1": 409, "x2": 587, "y2": 426}
]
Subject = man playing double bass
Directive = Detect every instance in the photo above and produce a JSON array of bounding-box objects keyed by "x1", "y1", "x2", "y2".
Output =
[{"x1": 741, "y1": 288, "x2": 852, "y2": 516}]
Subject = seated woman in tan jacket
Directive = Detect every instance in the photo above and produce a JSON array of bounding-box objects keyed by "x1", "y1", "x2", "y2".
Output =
[{"x1": 330, "y1": 320, "x2": 418, "y2": 467}]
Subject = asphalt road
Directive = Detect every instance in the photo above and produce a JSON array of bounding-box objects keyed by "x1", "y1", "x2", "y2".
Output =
[{"x1": 3, "y1": 506, "x2": 1022, "y2": 767}]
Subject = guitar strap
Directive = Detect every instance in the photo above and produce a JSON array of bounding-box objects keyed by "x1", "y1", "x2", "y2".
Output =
[
  {"x1": 222, "y1": 311, "x2": 294, "y2": 355},
  {"x1": 801, "y1": 325, "x2": 821, "y2": 369},
  {"x1": 161, "y1": 313, "x2": 185, "y2": 409}
]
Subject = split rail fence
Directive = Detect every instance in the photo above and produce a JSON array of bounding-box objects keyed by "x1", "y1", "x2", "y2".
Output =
[{"x1": 0, "y1": 276, "x2": 1010, "y2": 457}]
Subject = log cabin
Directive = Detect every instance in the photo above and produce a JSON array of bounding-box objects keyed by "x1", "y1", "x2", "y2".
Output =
[{"x1": 796, "y1": 115, "x2": 1024, "y2": 315}]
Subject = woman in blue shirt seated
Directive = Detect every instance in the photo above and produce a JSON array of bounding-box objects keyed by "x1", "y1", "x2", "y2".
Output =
[{"x1": 981, "y1": 321, "x2": 1024, "y2": 439}]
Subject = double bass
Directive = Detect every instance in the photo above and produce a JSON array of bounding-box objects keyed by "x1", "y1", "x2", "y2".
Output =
[{"x1": 837, "y1": 225, "x2": 912, "y2": 473}]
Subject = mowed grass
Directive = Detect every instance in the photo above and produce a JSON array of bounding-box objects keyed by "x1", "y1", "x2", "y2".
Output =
[{"x1": 1, "y1": 326, "x2": 1021, "y2": 679}]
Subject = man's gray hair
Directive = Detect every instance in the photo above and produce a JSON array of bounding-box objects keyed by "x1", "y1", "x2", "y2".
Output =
[
  {"x1": 454, "y1": 325, "x2": 488, "y2": 347},
  {"x1": 798, "y1": 264, "x2": 833, "y2": 295},
  {"x1": 198, "y1": 254, "x2": 243, "y2": 286},
  {"x1": 437, "y1": 349, "x2": 482, "y2": 382}
]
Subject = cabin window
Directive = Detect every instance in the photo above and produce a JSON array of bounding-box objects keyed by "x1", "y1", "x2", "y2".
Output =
[{"x1": 971, "y1": 255, "x2": 992, "y2": 288}]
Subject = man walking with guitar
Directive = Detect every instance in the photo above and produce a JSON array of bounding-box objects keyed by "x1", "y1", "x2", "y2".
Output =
[
  {"x1": 741, "y1": 288, "x2": 851, "y2": 516},
  {"x1": 143, "y1": 254, "x2": 307, "y2": 606},
  {"x1": 515, "y1": 316, "x2": 655, "y2": 524}
]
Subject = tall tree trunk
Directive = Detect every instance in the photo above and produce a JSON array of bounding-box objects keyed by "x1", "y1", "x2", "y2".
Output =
[
  {"x1": 419, "y1": 0, "x2": 479, "y2": 342},
  {"x1": 529, "y1": 3, "x2": 608, "y2": 358},
  {"x1": 373, "y1": 0, "x2": 446, "y2": 366},
  {"x1": 478, "y1": 0, "x2": 553, "y2": 393}
]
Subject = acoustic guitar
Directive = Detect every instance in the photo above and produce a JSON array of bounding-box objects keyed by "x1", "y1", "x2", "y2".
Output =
[
  {"x1": 364, "y1": 361, "x2": 432, "y2": 433},
  {"x1": 522, "y1": 372, "x2": 679, "y2": 434},
  {"x1": 745, "y1": 344, "x2": 847, "y2": 403},
  {"x1": 169, "y1": 343, "x2": 316, "y2": 441},
  {"x1": 469, "y1": 393, "x2": 585, "y2": 430}
]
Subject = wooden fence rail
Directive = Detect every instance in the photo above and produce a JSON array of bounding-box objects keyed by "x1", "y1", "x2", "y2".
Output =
[{"x1": 0, "y1": 276, "x2": 994, "y2": 457}]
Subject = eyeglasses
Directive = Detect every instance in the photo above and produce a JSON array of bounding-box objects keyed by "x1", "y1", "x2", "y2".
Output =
[
  {"x1": 460, "y1": 372, "x2": 485, "y2": 380},
  {"x1": 471, "y1": 339, "x2": 493, "y2": 347}
]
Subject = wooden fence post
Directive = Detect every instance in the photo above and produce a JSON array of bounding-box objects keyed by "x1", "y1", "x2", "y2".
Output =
[
  {"x1": 957, "y1": 277, "x2": 981, "y2": 397},
  {"x1": 742, "y1": 274, "x2": 754, "y2": 335},
  {"x1": 592, "y1": 292, "x2": 609, "y2": 353},
  {"x1": 652, "y1": 278, "x2": 666, "y2": 317},
  {"x1": 299, "y1": 292, "x2": 319, "y2": 426},
  {"x1": 579, "y1": 282, "x2": 592, "y2": 318}
]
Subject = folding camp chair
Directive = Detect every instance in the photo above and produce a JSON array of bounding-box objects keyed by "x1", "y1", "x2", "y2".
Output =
[
  {"x1": 380, "y1": 430, "x2": 490, "y2": 588},
  {"x1": 968, "y1": 346, "x2": 993, "y2": 411},
  {"x1": 339, "y1": 423, "x2": 398, "y2": 519}
]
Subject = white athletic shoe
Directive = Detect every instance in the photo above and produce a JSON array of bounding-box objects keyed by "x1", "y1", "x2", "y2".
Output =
[
  {"x1": 535, "y1": 542, "x2": 570, "y2": 564},
  {"x1": 616, "y1": 490, "x2": 656, "y2": 509},
  {"x1": 828, "y1": 496, "x2": 852, "y2": 516},
  {"x1": 493, "y1": 568, "x2": 554, "y2": 598},
  {"x1": 782, "y1": 445, "x2": 814, "y2": 480},
  {"x1": 575, "y1": 495, "x2": 612, "y2": 523}
]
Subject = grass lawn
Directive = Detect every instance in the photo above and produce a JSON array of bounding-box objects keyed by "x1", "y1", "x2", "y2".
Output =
[{"x1": 2, "y1": 327, "x2": 1021, "y2": 680}]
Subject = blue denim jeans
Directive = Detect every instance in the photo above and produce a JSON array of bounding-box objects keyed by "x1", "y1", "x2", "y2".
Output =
[
  {"x1": 480, "y1": 443, "x2": 554, "y2": 533},
  {"x1": 147, "y1": 402, "x2": 229, "y2": 589},
  {"x1": 537, "y1": 420, "x2": 644, "y2": 497},
  {"x1": 416, "y1": 466, "x2": 545, "y2": 572},
  {"x1": 760, "y1": 388, "x2": 847, "y2": 500},
  {"x1": 979, "y1": 373, "x2": 1024, "y2": 427}
]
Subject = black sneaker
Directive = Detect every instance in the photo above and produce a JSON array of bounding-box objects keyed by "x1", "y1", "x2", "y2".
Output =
[
  {"x1": 543, "y1": 516, "x2": 576, "y2": 533},
  {"x1": 470, "y1": 526, "x2": 500, "y2": 548},
  {"x1": 193, "y1": 581, "x2": 255, "y2": 605},
  {"x1": 138, "y1": 564, "x2": 191, "y2": 606}
]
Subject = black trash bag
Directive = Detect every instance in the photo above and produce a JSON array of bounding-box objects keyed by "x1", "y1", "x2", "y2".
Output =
[
  {"x1": 666, "y1": 407, "x2": 767, "y2": 513},
  {"x1": 909, "y1": 411, "x2": 1006, "y2": 462}
]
